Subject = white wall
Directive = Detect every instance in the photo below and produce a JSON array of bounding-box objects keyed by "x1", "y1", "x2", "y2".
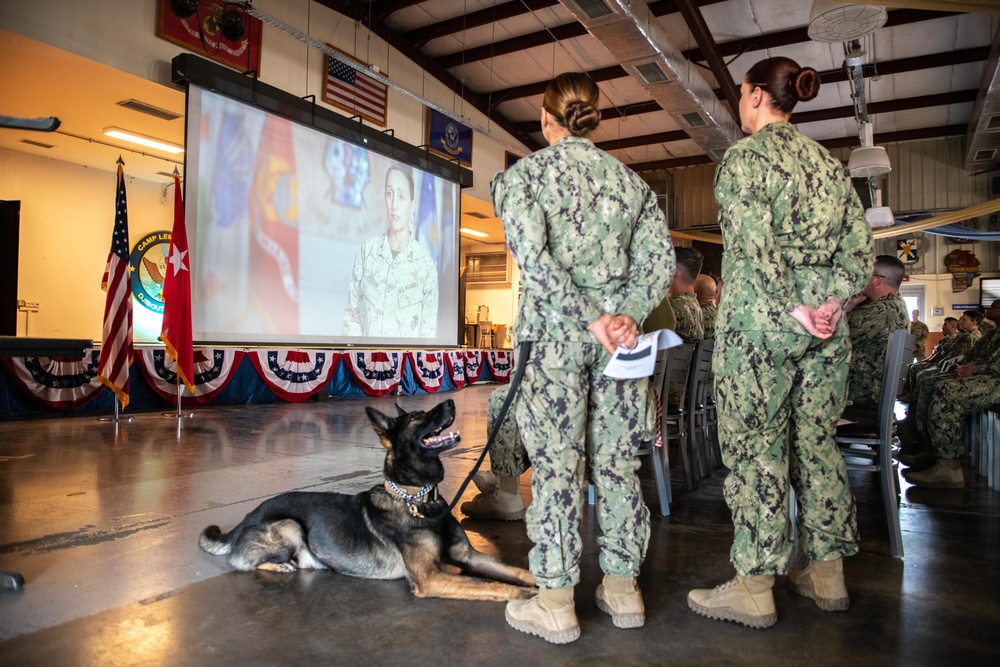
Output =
[{"x1": 0, "y1": 147, "x2": 173, "y2": 339}]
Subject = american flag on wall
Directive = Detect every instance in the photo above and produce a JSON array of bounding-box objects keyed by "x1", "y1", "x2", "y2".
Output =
[
  {"x1": 97, "y1": 162, "x2": 133, "y2": 408},
  {"x1": 324, "y1": 50, "x2": 387, "y2": 126}
]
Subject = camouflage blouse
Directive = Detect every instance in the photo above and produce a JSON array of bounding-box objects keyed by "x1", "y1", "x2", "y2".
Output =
[
  {"x1": 491, "y1": 136, "x2": 675, "y2": 344},
  {"x1": 714, "y1": 122, "x2": 873, "y2": 336}
]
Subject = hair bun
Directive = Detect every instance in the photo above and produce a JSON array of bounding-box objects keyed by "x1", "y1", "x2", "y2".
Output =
[
  {"x1": 563, "y1": 100, "x2": 600, "y2": 136},
  {"x1": 794, "y1": 67, "x2": 820, "y2": 102}
]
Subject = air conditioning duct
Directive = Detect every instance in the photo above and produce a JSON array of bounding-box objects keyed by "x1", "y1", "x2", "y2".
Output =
[{"x1": 558, "y1": 0, "x2": 742, "y2": 162}]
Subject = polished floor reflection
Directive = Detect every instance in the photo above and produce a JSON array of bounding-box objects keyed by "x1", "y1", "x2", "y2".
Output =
[{"x1": 1, "y1": 385, "x2": 998, "y2": 665}]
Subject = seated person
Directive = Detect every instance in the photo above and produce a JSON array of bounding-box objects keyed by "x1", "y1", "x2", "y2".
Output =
[
  {"x1": 903, "y1": 312, "x2": 981, "y2": 397},
  {"x1": 668, "y1": 246, "x2": 705, "y2": 343},
  {"x1": 695, "y1": 274, "x2": 718, "y2": 339},
  {"x1": 902, "y1": 342, "x2": 1000, "y2": 489},
  {"x1": 979, "y1": 299, "x2": 1000, "y2": 334},
  {"x1": 844, "y1": 255, "x2": 908, "y2": 410}
]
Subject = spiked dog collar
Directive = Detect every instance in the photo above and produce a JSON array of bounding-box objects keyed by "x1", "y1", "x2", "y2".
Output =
[{"x1": 384, "y1": 479, "x2": 436, "y2": 517}]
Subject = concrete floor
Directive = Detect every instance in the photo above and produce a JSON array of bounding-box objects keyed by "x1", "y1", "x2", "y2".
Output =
[{"x1": 1, "y1": 384, "x2": 998, "y2": 665}]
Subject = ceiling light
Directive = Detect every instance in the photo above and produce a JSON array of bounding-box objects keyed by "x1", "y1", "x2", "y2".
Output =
[
  {"x1": 103, "y1": 127, "x2": 184, "y2": 154},
  {"x1": 460, "y1": 228, "x2": 489, "y2": 238},
  {"x1": 848, "y1": 146, "x2": 891, "y2": 178},
  {"x1": 865, "y1": 206, "x2": 895, "y2": 229}
]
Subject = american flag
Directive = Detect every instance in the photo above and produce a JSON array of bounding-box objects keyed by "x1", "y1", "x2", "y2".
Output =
[
  {"x1": 325, "y1": 56, "x2": 387, "y2": 126},
  {"x1": 97, "y1": 163, "x2": 133, "y2": 408}
]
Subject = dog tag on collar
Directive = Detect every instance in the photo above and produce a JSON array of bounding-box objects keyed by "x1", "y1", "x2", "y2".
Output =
[{"x1": 408, "y1": 503, "x2": 425, "y2": 519}]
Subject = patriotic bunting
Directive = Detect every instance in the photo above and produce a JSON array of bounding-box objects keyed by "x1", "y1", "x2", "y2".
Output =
[
  {"x1": 248, "y1": 350, "x2": 341, "y2": 402},
  {"x1": 464, "y1": 350, "x2": 485, "y2": 383},
  {"x1": 136, "y1": 348, "x2": 244, "y2": 406},
  {"x1": 345, "y1": 351, "x2": 403, "y2": 397},
  {"x1": 407, "y1": 351, "x2": 446, "y2": 393},
  {"x1": 485, "y1": 350, "x2": 514, "y2": 383},
  {"x1": 445, "y1": 350, "x2": 466, "y2": 389},
  {"x1": 0, "y1": 349, "x2": 105, "y2": 410}
]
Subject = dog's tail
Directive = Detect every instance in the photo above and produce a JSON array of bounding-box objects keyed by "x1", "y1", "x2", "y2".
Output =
[{"x1": 199, "y1": 525, "x2": 234, "y2": 556}]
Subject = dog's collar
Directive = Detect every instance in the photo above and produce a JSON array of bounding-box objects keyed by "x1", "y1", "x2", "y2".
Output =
[{"x1": 384, "y1": 479, "x2": 435, "y2": 513}]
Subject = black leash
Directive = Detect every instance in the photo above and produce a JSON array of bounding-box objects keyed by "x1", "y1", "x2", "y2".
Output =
[{"x1": 435, "y1": 341, "x2": 532, "y2": 519}]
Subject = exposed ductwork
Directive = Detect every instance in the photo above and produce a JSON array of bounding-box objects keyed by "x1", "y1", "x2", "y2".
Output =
[
  {"x1": 556, "y1": 0, "x2": 742, "y2": 162},
  {"x1": 964, "y1": 23, "x2": 1000, "y2": 171}
]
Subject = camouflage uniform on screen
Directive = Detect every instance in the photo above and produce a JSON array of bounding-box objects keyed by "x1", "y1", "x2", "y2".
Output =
[
  {"x1": 484, "y1": 383, "x2": 531, "y2": 478},
  {"x1": 342, "y1": 235, "x2": 438, "y2": 337},
  {"x1": 713, "y1": 121, "x2": 872, "y2": 576},
  {"x1": 846, "y1": 292, "x2": 908, "y2": 408},
  {"x1": 669, "y1": 292, "x2": 705, "y2": 342},
  {"x1": 491, "y1": 135, "x2": 674, "y2": 589},
  {"x1": 910, "y1": 320, "x2": 930, "y2": 360},
  {"x1": 701, "y1": 302, "x2": 719, "y2": 339}
]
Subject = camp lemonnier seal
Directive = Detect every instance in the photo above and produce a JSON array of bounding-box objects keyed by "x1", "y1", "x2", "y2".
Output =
[{"x1": 130, "y1": 230, "x2": 172, "y2": 314}]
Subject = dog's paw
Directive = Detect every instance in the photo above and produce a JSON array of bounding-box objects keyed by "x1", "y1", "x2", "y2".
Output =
[{"x1": 258, "y1": 561, "x2": 298, "y2": 573}]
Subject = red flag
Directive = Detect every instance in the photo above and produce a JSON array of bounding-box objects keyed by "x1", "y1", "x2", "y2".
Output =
[
  {"x1": 248, "y1": 116, "x2": 299, "y2": 330},
  {"x1": 97, "y1": 162, "x2": 133, "y2": 407},
  {"x1": 161, "y1": 173, "x2": 194, "y2": 392}
]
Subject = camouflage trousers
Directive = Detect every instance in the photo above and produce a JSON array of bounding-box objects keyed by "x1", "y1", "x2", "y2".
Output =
[
  {"x1": 515, "y1": 341, "x2": 653, "y2": 589},
  {"x1": 925, "y1": 375, "x2": 1000, "y2": 460},
  {"x1": 904, "y1": 359, "x2": 940, "y2": 395},
  {"x1": 911, "y1": 369, "x2": 957, "y2": 439},
  {"x1": 485, "y1": 384, "x2": 531, "y2": 478},
  {"x1": 715, "y1": 330, "x2": 859, "y2": 576}
]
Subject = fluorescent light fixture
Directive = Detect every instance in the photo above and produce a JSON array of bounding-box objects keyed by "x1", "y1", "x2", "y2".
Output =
[
  {"x1": 460, "y1": 227, "x2": 489, "y2": 238},
  {"x1": 103, "y1": 127, "x2": 184, "y2": 154}
]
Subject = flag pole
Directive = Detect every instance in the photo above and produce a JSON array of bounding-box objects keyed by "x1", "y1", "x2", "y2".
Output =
[
  {"x1": 161, "y1": 166, "x2": 195, "y2": 420},
  {"x1": 97, "y1": 156, "x2": 134, "y2": 424}
]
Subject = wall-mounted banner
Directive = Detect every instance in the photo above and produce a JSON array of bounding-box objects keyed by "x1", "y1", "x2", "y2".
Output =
[
  {"x1": 427, "y1": 109, "x2": 472, "y2": 167},
  {"x1": 157, "y1": 0, "x2": 263, "y2": 73},
  {"x1": 324, "y1": 46, "x2": 387, "y2": 127}
]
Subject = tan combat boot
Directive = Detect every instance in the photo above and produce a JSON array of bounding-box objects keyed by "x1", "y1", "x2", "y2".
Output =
[
  {"x1": 687, "y1": 575, "x2": 777, "y2": 629},
  {"x1": 902, "y1": 459, "x2": 964, "y2": 488},
  {"x1": 505, "y1": 586, "x2": 580, "y2": 644},
  {"x1": 788, "y1": 557, "x2": 849, "y2": 611},
  {"x1": 460, "y1": 474, "x2": 525, "y2": 520},
  {"x1": 596, "y1": 574, "x2": 645, "y2": 628}
]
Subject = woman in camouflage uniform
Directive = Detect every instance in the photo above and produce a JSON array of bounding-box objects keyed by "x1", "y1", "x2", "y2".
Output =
[
  {"x1": 686, "y1": 57, "x2": 873, "y2": 629},
  {"x1": 491, "y1": 72, "x2": 674, "y2": 644}
]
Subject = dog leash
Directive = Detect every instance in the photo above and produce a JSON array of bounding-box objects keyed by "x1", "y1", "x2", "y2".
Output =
[{"x1": 435, "y1": 341, "x2": 532, "y2": 521}]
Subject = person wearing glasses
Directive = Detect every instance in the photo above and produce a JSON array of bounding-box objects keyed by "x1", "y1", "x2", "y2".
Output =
[
  {"x1": 686, "y1": 56, "x2": 873, "y2": 629},
  {"x1": 844, "y1": 255, "x2": 909, "y2": 410}
]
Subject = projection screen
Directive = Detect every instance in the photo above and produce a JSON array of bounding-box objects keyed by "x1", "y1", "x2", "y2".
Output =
[{"x1": 184, "y1": 86, "x2": 460, "y2": 347}]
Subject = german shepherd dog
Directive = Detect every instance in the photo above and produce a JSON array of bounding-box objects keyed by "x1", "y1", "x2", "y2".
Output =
[{"x1": 199, "y1": 399, "x2": 536, "y2": 601}]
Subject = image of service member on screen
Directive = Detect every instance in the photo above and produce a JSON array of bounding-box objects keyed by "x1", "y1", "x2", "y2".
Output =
[{"x1": 343, "y1": 164, "x2": 439, "y2": 337}]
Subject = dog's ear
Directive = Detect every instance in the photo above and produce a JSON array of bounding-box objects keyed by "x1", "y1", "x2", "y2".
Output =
[
  {"x1": 394, "y1": 403, "x2": 407, "y2": 417},
  {"x1": 365, "y1": 407, "x2": 395, "y2": 449}
]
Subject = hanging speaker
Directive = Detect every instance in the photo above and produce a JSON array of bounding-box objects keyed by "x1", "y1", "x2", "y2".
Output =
[
  {"x1": 220, "y1": 5, "x2": 245, "y2": 42},
  {"x1": 170, "y1": 0, "x2": 199, "y2": 20}
]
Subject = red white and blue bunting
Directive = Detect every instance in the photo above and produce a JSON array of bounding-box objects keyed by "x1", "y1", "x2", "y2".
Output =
[
  {"x1": 485, "y1": 349, "x2": 514, "y2": 383},
  {"x1": 248, "y1": 349, "x2": 341, "y2": 402},
  {"x1": 136, "y1": 348, "x2": 245, "y2": 405},
  {"x1": 0, "y1": 348, "x2": 105, "y2": 410},
  {"x1": 344, "y1": 350, "x2": 404, "y2": 397},
  {"x1": 464, "y1": 349, "x2": 485, "y2": 383},
  {"x1": 445, "y1": 350, "x2": 466, "y2": 389},
  {"x1": 407, "y1": 350, "x2": 447, "y2": 393}
]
